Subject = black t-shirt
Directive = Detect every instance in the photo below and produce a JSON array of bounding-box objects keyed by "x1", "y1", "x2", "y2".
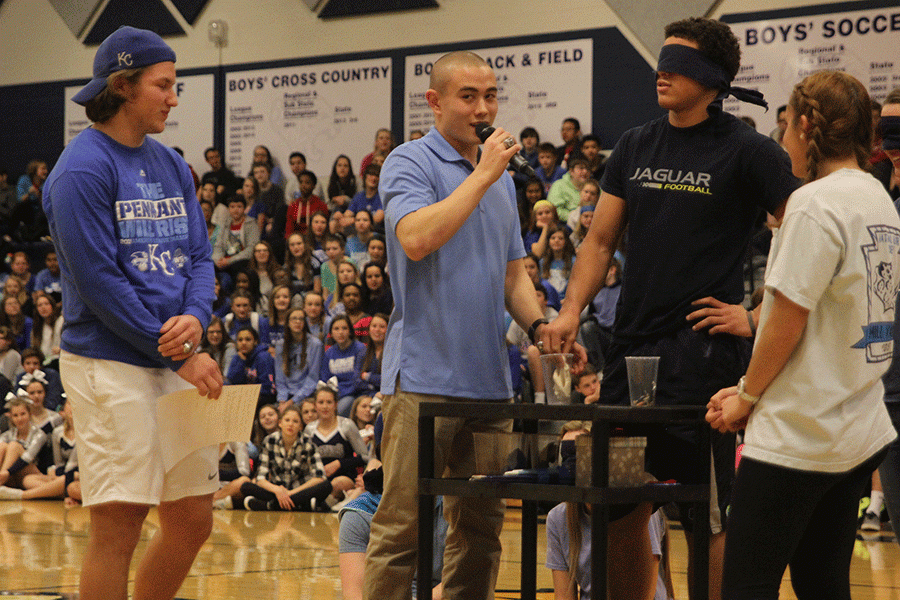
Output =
[{"x1": 602, "y1": 111, "x2": 799, "y2": 343}]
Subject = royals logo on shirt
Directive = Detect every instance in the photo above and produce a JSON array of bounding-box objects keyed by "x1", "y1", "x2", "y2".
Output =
[
  {"x1": 117, "y1": 181, "x2": 191, "y2": 277},
  {"x1": 855, "y1": 224, "x2": 900, "y2": 362}
]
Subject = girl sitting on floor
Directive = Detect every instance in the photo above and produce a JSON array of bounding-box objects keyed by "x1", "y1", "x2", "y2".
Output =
[
  {"x1": 239, "y1": 405, "x2": 334, "y2": 512},
  {"x1": 0, "y1": 396, "x2": 53, "y2": 497},
  {"x1": 305, "y1": 382, "x2": 369, "y2": 507}
]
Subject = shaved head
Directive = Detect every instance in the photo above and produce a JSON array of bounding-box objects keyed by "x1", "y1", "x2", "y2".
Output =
[{"x1": 429, "y1": 51, "x2": 490, "y2": 94}]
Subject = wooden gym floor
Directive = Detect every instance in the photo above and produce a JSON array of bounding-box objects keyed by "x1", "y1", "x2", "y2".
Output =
[{"x1": 0, "y1": 501, "x2": 898, "y2": 599}]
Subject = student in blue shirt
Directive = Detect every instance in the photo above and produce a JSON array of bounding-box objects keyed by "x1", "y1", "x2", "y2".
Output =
[
  {"x1": 42, "y1": 26, "x2": 222, "y2": 600},
  {"x1": 345, "y1": 164, "x2": 384, "y2": 229},
  {"x1": 321, "y1": 315, "x2": 366, "y2": 417},
  {"x1": 274, "y1": 308, "x2": 323, "y2": 413}
]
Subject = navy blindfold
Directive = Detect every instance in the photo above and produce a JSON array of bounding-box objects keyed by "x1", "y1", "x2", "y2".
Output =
[
  {"x1": 880, "y1": 116, "x2": 900, "y2": 151},
  {"x1": 657, "y1": 44, "x2": 768, "y2": 110}
]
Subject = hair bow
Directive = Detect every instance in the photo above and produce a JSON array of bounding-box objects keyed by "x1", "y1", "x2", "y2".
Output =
[
  {"x1": 316, "y1": 377, "x2": 339, "y2": 393},
  {"x1": 5, "y1": 390, "x2": 34, "y2": 409},
  {"x1": 20, "y1": 370, "x2": 48, "y2": 387}
]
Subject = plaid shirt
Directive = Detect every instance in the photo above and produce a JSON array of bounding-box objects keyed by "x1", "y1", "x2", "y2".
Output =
[{"x1": 256, "y1": 431, "x2": 325, "y2": 489}]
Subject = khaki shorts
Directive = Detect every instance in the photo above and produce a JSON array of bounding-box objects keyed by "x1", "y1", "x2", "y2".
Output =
[{"x1": 60, "y1": 351, "x2": 219, "y2": 507}]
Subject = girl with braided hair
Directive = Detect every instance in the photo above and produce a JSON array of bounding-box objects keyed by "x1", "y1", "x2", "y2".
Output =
[{"x1": 707, "y1": 70, "x2": 900, "y2": 600}]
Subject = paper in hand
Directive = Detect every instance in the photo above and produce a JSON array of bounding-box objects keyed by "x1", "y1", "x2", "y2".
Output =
[{"x1": 156, "y1": 384, "x2": 260, "y2": 471}]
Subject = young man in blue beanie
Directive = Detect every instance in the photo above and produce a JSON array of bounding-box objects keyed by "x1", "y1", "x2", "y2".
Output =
[{"x1": 43, "y1": 26, "x2": 223, "y2": 600}]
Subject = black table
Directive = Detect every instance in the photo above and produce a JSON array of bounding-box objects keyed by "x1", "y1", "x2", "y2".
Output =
[{"x1": 417, "y1": 402, "x2": 711, "y2": 600}]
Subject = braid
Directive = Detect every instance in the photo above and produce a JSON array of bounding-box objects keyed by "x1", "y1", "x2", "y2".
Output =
[
  {"x1": 790, "y1": 71, "x2": 873, "y2": 182},
  {"x1": 804, "y1": 93, "x2": 826, "y2": 183}
]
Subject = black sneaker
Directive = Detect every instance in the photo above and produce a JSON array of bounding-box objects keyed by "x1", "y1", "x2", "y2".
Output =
[{"x1": 243, "y1": 496, "x2": 271, "y2": 511}]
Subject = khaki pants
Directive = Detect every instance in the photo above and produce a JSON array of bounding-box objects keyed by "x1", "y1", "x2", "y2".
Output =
[{"x1": 364, "y1": 386, "x2": 512, "y2": 600}]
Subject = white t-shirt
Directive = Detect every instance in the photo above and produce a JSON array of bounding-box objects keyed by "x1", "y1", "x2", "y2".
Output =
[{"x1": 743, "y1": 169, "x2": 899, "y2": 472}]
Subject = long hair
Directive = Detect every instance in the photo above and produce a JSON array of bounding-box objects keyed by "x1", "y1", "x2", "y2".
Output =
[
  {"x1": 252, "y1": 145, "x2": 275, "y2": 171},
  {"x1": 331, "y1": 260, "x2": 360, "y2": 311},
  {"x1": 30, "y1": 291, "x2": 60, "y2": 350},
  {"x1": 361, "y1": 312, "x2": 388, "y2": 374},
  {"x1": 282, "y1": 308, "x2": 310, "y2": 376},
  {"x1": 328, "y1": 155, "x2": 357, "y2": 200},
  {"x1": 249, "y1": 240, "x2": 279, "y2": 281},
  {"x1": 235, "y1": 271, "x2": 261, "y2": 309},
  {"x1": 285, "y1": 233, "x2": 315, "y2": 289},
  {"x1": 789, "y1": 70, "x2": 873, "y2": 183},
  {"x1": 251, "y1": 403, "x2": 279, "y2": 447},
  {"x1": 518, "y1": 178, "x2": 546, "y2": 230},
  {"x1": 199, "y1": 315, "x2": 234, "y2": 371},
  {"x1": 329, "y1": 314, "x2": 356, "y2": 342},
  {"x1": 557, "y1": 421, "x2": 591, "y2": 589},
  {"x1": 242, "y1": 175, "x2": 260, "y2": 204},
  {"x1": 304, "y1": 292, "x2": 326, "y2": 333},
  {"x1": 0, "y1": 325, "x2": 16, "y2": 352},
  {"x1": 306, "y1": 210, "x2": 330, "y2": 251},
  {"x1": 268, "y1": 285, "x2": 293, "y2": 328},
  {"x1": 350, "y1": 395, "x2": 372, "y2": 430},
  {"x1": 3, "y1": 275, "x2": 28, "y2": 308},
  {"x1": 541, "y1": 226, "x2": 576, "y2": 280},
  {"x1": 361, "y1": 262, "x2": 389, "y2": 308},
  {"x1": 0, "y1": 295, "x2": 26, "y2": 337},
  {"x1": 84, "y1": 68, "x2": 146, "y2": 123}
]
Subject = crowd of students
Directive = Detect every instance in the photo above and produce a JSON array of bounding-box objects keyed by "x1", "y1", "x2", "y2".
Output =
[{"x1": 2, "y1": 65, "x2": 900, "y2": 600}]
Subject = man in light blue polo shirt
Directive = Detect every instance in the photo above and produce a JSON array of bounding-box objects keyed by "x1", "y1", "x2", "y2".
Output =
[{"x1": 364, "y1": 51, "x2": 562, "y2": 600}]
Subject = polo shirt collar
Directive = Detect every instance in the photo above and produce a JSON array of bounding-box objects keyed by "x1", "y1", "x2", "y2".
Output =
[{"x1": 422, "y1": 128, "x2": 477, "y2": 168}]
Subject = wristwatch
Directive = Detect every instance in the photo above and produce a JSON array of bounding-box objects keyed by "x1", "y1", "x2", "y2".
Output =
[
  {"x1": 736, "y1": 376, "x2": 760, "y2": 405},
  {"x1": 528, "y1": 318, "x2": 549, "y2": 344}
]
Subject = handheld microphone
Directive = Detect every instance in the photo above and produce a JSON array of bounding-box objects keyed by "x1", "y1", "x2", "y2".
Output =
[{"x1": 474, "y1": 123, "x2": 537, "y2": 178}]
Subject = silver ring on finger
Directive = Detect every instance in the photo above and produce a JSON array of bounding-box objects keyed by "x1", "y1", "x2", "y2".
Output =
[
  {"x1": 183, "y1": 340, "x2": 194, "y2": 354},
  {"x1": 536, "y1": 340, "x2": 544, "y2": 352},
  {"x1": 503, "y1": 136, "x2": 516, "y2": 149}
]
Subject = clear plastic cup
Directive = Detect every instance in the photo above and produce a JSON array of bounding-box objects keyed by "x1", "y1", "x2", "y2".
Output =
[
  {"x1": 626, "y1": 356, "x2": 659, "y2": 407},
  {"x1": 540, "y1": 353, "x2": 574, "y2": 404}
]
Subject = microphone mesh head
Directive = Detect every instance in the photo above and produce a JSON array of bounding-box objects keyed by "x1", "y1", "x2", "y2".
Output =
[{"x1": 474, "y1": 123, "x2": 494, "y2": 142}]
